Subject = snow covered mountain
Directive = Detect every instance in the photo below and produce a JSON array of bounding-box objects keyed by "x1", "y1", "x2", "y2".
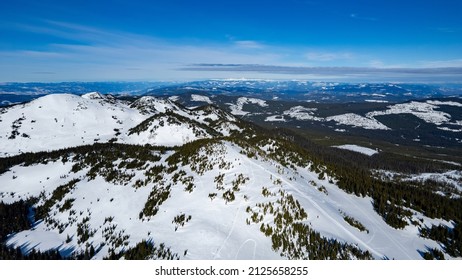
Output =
[
  {"x1": 0, "y1": 93, "x2": 241, "y2": 157},
  {"x1": 0, "y1": 92, "x2": 461, "y2": 260}
]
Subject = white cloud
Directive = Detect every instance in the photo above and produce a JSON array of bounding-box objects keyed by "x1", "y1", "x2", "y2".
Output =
[
  {"x1": 2, "y1": 19, "x2": 461, "y2": 83},
  {"x1": 305, "y1": 51, "x2": 353, "y2": 62},
  {"x1": 368, "y1": 59, "x2": 385, "y2": 68},
  {"x1": 420, "y1": 59, "x2": 462, "y2": 68},
  {"x1": 368, "y1": 59, "x2": 409, "y2": 69},
  {"x1": 1, "y1": 20, "x2": 287, "y2": 81},
  {"x1": 233, "y1": 40, "x2": 265, "y2": 49}
]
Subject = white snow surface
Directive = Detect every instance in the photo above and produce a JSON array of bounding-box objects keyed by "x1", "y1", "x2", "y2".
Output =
[
  {"x1": 130, "y1": 96, "x2": 181, "y2": 115},
  {"x1": 334, "y1": 144, "x2": 379, "y2": 156},
  {"x1": 365, "y1": 99, "x2": 389, "y2": 103},
  {"x1": 0, "y1": 93, "x2": 241, "y2": 156},
  {"x1": 437, "y1": 127, "x2": 462, "y2": 132},
  {"x1": 0, "y1": 94, "x2": 144, "y2": 156},
  {"x1": 168, "y1": 96, "x2": 180, "y2": 102},
  {"x1": 367, "y1": 101, "x2": 452, "y2": 125},
  {"x1": 0, "y1": 139, "x2": 454, "y2": 260},
  {"x1": 228, "y1": 97, "x2": 268, "y2": 116},
  {"x1": 326, "y1": 113, "x2": 390, "y2": 130},
  {"x1": 283, "y1": 106, "x2": 323, "y2": 121},
  {"x1": 265, "y1": 115, "x2": 286, "y2": 122},
  {"x1": 426, "y1": 100, "x2": 462, "y2": 107},
  {"x1": 376, "y1": 169, "x2": 462, "y2": 193},
  {"x1": 191, "y1": 94, "x2": 213, "y2": 104}
]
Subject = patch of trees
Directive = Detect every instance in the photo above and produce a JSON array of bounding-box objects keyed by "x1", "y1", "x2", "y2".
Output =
[
  {"x1": 167, "y1": 138, "x2": 232, "y2": 176},
  {"x1": 36, "y1": 179, "x2": 80, "y2": 220},
  {"x1": 272, "y1": 127, "x2": 460, "y2": 174},
  {"x1": 364, "y1": 179, "x2": 462, "y2": 229},
  {"x1": 0, "y1": 200, "x2": 32, "y2": 241},
  {"x1": 172, "y1": 213, "x2": 192, "y2": 231},
  {"x1": 0, "y1": 245, "x2": 64, "y2": 260},
  {"x1": 8, "y1": 116, "x2": 25, "y2": 139},
  {"x1": 167, "y1": 138, "x2": 219, "y2": 167},
  {"x1": 128, "y1": 110, "x2": 220, "y2": 138},
  {"x1": 232, "y1": 174, "x2": 249, "y2": 192},
  {"x1": 247, "y1": 189, "x2": 372, "y2": 259},
  {"x1": 0, "y1": 142, "x2": 170, "y2": 176},
  {"x1": 0, "y1": 199, "x2": 68, "y2": 260},
  {"x1": 341, "y1": 212, "x2": 369, "y2": 233},
  {"x1": 420, "y1": 222, "x2": 462, "y2": 257},
  {"x1": 222, "y1": 189, "x2": 235, "y2": 204},
  {"x1": 140, "y1": 184, "x2": 171, "y2": 219},
  {"x1": 214, "y1": 173, "x2": 225, "y2": 190},
  {"x1": 105, "y1": 240, "x2": 180, "y2": 260},
  {"x1": 422, "y1": 248, "x2": 445, "y2": 260},
  {"x1": 76, "y1": 216, "x2": 96, "y2": 244}
]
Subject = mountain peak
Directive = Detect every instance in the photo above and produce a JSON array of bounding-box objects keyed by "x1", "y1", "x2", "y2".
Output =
[
  {"x1": 130, "y1": 95, "x2": 179, "y2": 115},
  {"x1": 81, "y1": 92, "x2": 105, "y2": 100}
]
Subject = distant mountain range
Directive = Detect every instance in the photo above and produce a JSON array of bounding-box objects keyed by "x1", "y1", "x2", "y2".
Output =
[{"x1": 2, "y1": 80, "x2": 462, "y2": 106}]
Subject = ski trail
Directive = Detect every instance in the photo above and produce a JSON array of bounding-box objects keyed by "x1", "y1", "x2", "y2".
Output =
[
  {"x1": 234, "y1": 239, "x2": 257, "y2": 260},
  {"x1": 214, "y1": 145, "x2": 257, "y2": 260},
  {"x1": 241, "y1": 155, "x2": 384, "y2": 258},
  {"x1": 213, "y1": 199, "x2": 244, "y2": 260},
  {"x1": 285, "y1": 182, "x2": 384, "y2": 258},
  {"x1": 339, "y1": 190, "x2": 413, "y2": 259}
]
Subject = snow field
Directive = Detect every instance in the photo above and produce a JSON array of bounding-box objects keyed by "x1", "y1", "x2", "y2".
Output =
[{"x1": 2, "y1": 139, "x2": 456, "y2": 259}]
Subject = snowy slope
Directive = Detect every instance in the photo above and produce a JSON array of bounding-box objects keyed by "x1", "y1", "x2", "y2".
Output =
[
  {"x1": 130, "y1": 96, "x2": 182, "y2": 115},
  {"x1": 0, "y1": 138, "x2": 453, "y2": 260},
  {"x1": 283, "y1": 106, "x2": 323, "y2": 121},
  {"x1": 333, "y1": 144, "x2": 379, "y2": 156},
  {"x1": 0, "y1": 93, "x2": 242, "y2": 156},
  {"x1": 191, "y1": 94, "x2": 213, "y2": 104},
  {"x1": 228, "y1": 97, "x2": 268, "y2": 116},
  {"x1": 0, "y1": 93, "x2": 145, "y2": 157},
  {"x1": 326, "y1": 113, "x2": 390, "y2": 130}
]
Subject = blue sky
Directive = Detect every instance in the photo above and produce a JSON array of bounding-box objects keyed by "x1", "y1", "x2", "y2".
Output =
[{"x1": 1, "y1": 0, "x2": 462, "y2": 82}]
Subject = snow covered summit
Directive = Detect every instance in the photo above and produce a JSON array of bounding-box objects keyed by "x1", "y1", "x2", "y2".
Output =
[{"x1": 0, "y1": 93, "x2": 242, "y2": 156}]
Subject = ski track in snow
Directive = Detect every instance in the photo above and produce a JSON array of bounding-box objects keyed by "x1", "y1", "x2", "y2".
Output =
[
  {"x1": 235, "y1": 239, "x2": 257, "y2": 260},
  {"x1": 281, "y1": 175, "x2": 385, "y2": 258},
  {"x1": 213, "y1": 199, "x2": 245, "y2": 260},
  {"x1": 239, "y1": 153, "x2": 384, "y2": 258},
  {"x1": 338, "y1": 191, "x2": 412, "y2": 259},
  {"x1": 214, "y1": 154, "x2": 257, "y2": 260}
]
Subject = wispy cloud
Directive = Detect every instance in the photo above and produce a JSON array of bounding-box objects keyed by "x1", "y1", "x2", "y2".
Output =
[
  {"x1": 184, "y1": 63, "x2": 462, "y2": 74},
  {"x1": 2, "y1": 19, "x2": 460, "y2": 83},
  {"x1": 368, "y1": 59, "x2": 408, "y2": 69},
  {"x1": 1, "y1": 20, "x2": 287, "y2": 81},
  {"x1": 420, "y1": 59, "x2": 462, "y2": 68},
  {"x1": 350, "y1": 13, "x2": 377, "y2": 21},
  {"x1": 233, "y1": 40, "x2": 265, "y2": 49},
  {"x1": 306, "y1": 51, "x2": 353, "y2": 62},
  {"x1": 32, "y1": 71, "x2": 56, "y2": 75},
  {"x1": 181, "y1": 64, "x2": 462, "y2": 82}
]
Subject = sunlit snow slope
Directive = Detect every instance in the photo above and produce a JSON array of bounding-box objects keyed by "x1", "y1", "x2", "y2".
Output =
[{"x1": 0, "y1": 93, "x2": 240, "y2": 157}]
